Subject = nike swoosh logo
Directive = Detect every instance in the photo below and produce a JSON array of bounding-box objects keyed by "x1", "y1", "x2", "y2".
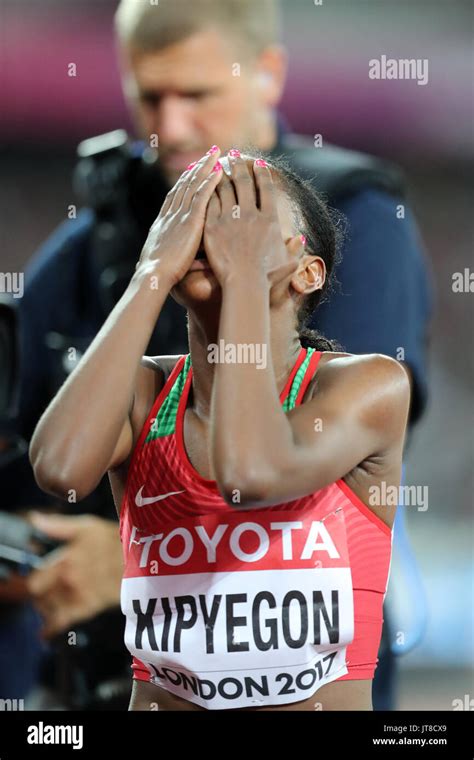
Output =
[{"x1": 135, "y1": 486, "x2": 186, "y2": 507}]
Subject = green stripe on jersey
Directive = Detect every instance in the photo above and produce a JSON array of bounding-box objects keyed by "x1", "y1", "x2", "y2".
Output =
[
  {"x1": 282, "y1": 347, "x2": 316, "y2": 412},
  {"x1": 145, "y1": 355, "x2": 191, "y2": 442}
]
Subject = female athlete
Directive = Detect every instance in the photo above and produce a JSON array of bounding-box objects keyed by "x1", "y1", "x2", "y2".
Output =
[{"x1": 30, "y1": 146, "x2": 410, "y2": 711}]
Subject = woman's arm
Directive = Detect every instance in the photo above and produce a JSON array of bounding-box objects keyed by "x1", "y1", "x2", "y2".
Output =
[
  {"x1": 204, "y1": 156, "x2": 410, "y2": 506},
  {"x1": 212, "y1": 309, "x2": 409, "y2": 507},
  {"x1": 29, "y1": 273, "x2": 170, "y2": 500},
  {"x1": 30, "y1": 150, "x2": 223, "y2": 500},
  {"x1": 209, "y1": 256, "x2": 410, "y2": 505}
]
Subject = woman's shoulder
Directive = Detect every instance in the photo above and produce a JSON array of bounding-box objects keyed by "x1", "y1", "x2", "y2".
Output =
[
  {"x1": 299, "y1": 350, "x2": 410, "y2": 450},
  {"x1": 317, "y1": 349, "x2": 408, "y2": 374},
  {"x1": 308, "y1": 351, "x2": 410, "y2": 411}
]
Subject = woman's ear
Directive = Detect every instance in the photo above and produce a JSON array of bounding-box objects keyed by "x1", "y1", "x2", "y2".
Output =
[{"x1": 289, "y1": 241, "x2": 326, "y2": 295}]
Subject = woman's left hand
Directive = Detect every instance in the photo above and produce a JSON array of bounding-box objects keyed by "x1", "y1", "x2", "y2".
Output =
[{"x1": 203, "y1": 156, "x2": 302, "y2": 300}]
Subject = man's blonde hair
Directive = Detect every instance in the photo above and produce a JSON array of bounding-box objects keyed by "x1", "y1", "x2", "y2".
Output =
[{"x1": 115, "y1": 0, "x2": 281, "y2": 58}]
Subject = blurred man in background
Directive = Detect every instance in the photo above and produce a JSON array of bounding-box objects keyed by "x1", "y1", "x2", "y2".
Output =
[{"x1": 0, "y1": 0, "x2": 432, "y2": 710}]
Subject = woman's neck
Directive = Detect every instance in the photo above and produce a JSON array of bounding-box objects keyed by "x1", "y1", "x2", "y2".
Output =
[{"x1": 186, "y1": 310, "x2": 302, "y2": 421}]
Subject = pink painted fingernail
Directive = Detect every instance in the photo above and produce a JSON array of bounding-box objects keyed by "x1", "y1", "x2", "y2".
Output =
[
  {"x1": 207, "y1": 145, "x2": 219, "y2": 154},
  {"x1": 255, "y1": 159, "x2": 268, "y2": 167},
  {"x1": 300, "y1": 234, "x2": 307, "y2": 246},
  {"x1": 186, "y1": 161, "x2": 197, "y2": 171},
  {"x1": 228, "y1": 148, "x2": 241, "y2": 157},
  {"x1": 212, "y1": 161, "x2": 223, "y2": 172}
]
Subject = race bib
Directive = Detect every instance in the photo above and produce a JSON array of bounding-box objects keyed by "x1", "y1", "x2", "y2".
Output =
[{"x1": 121, "y1": 507, "x2": 355, "y2": 709}]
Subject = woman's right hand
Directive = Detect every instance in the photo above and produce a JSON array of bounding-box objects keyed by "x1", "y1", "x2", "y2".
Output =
[
  {"x1": 29, "y1": 152, "x2": 224, "y2": 504},
  {"x1": 135, "y1": 147, "x2": 223, "y2": 287}
]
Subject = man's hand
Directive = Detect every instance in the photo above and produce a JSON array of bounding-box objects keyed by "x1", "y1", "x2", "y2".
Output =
[{"x1": 26, "y1": 513, "x2": 123, "y2": 639}]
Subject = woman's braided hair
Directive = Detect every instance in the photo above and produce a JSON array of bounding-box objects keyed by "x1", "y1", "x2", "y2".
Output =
[{"x1": 267, "y1": 153, "x2": 346, "y2": 351}]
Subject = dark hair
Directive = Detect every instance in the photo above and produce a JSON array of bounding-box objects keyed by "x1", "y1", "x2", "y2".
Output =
[{"x1": 258, "y1": 152, "x2": 346, "y2": 352}]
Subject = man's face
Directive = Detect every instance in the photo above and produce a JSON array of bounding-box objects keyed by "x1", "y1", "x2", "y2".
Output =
[{"x1": 121, "y1": 28, "x2": 280, "y2": 184}]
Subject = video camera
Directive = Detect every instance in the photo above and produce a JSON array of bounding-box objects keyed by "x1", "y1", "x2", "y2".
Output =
[
  {"x1": 72, "y1": 129, "x2": 188, "y2": 356},
  {"x1": 73, "y1": 129, "x2": 169, "y2": 315}
]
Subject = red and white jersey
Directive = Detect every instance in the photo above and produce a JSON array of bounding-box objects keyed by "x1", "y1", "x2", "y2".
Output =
[{"x1": 118, "y1": 348, "x2": 393, "y2": 709}]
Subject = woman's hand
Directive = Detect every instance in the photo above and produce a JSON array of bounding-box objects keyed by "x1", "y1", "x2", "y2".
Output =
[
  {"x1": 135, "y1": 147, "x2": 223, "y2": 287},
  {"x1": 203, "y1": 156, "x2": 302, "y2": 301}
]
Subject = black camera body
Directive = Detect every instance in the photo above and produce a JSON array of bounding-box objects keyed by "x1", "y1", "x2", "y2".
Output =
[
  {"x1": 73, "y1": 130, "x2": 169, "y2": 315},
  {"x1": 0, "y1": 295, "x2": 19, "y2": 423},
  {"x1": 72, "y1": 130, "x2": 189, "y2": 355}
]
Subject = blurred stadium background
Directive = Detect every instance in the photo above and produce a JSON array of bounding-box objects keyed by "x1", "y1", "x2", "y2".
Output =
[{"x1": 1, "y1": 0, "x2": 472, "y2": 710}]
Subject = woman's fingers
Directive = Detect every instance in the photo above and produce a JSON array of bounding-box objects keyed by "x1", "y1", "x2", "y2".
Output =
[
  {"x1": 166, "y1": 156, "x2": 206, "y2": 214},
  {"x1": 158, "y1": 160, "x2": 202, "y2": 216},
  {"x1": 215, "y1": 170, "x2": 238, "y2": 214},
  {"x1": 159, "y1": 151, "x2": 275, "y2": 225},
  {"x1": 158, "y1": 147, "x2": 220, "y2": 216},
  {"x1": 187, "y1": 163, "x2": 223, "y2": 220},
  {"x1": 176, "y1": 148, "x2": 222, "y2": 213},
  {"x1": 204, "y1": 191, "x2": 221, "y2": 226},
  {"x1": 253, "y1": 159, "x2": 277, "y2": 217},
  {"x1": 227, "y1": 154, "x2": 257, "y2": 211}
]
